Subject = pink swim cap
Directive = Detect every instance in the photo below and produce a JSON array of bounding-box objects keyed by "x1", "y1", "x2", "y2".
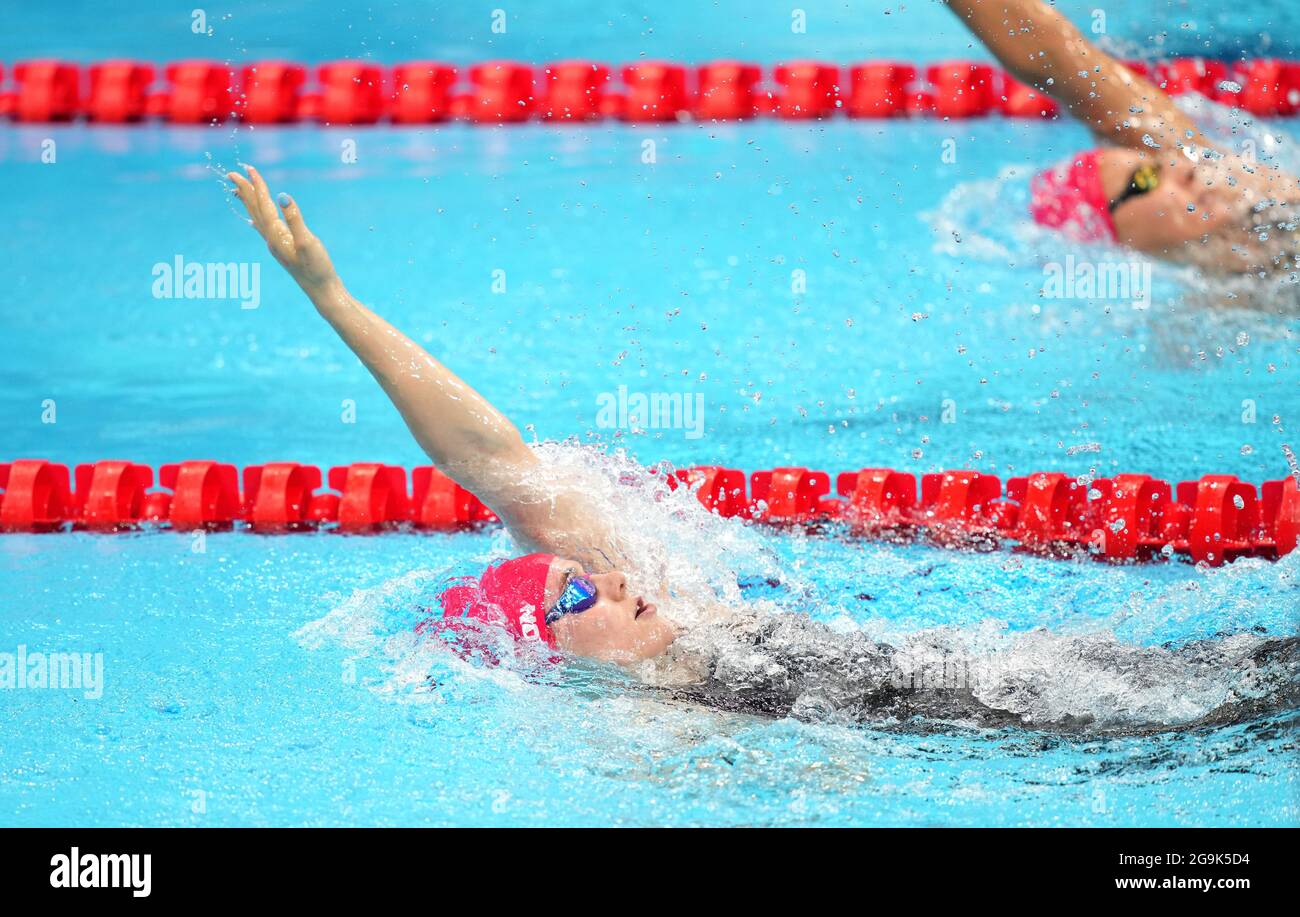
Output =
[
  {"x1": 435, "y1": 553, "x2": 557, "y2": 647},
  {"x1": 1029, "y1": 149, "x2": 1117, "y2": 242}
]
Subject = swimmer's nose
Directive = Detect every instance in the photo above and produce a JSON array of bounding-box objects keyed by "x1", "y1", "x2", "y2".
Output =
[{"x1": 600, "y1": 570, "x2": 628, "y2": 599}]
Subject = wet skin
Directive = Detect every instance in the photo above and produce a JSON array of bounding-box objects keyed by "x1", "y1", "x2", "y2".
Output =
[
  {"x1": 543, "y1": 557, "x2": 680, "y2": 664},
  {"x1": 1098, "y1": 147, "x2": 1295, "y2": 270}
]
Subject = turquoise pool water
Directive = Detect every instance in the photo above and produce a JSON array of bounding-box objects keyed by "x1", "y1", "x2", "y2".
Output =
[{"x1": 1, "y1": 1, "x2": 1298, "y2": 826}]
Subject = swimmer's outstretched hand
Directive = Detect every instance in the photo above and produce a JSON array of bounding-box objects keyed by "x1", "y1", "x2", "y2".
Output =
[{"x1": 228, "y1": 165, "x2": 338, "y2": 294}]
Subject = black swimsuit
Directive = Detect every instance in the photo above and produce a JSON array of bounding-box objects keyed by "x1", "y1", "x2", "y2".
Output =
[{"x1": 656, "y1": 614, "x2": 1300, "y2": 736}]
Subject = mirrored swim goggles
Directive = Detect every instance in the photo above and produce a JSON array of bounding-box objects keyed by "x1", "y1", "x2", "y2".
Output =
[
  {"x1": 544, "y1": 574, "x2": 599, "y2": 626},
  {"x1": 1109, "y1": 162, "x2": 1161, "y2": 213}
]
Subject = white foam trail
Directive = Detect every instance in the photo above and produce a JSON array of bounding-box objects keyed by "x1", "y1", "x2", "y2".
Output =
[
  {"x1": 894, "y1": 624, "x2": 1287, "y2": 728},
  {"x1": 294, "y1": 568, "x2": 441, "y2": 652},
  {"x1": 292, "y1": 565, "x2": 554, "y2": 707}
]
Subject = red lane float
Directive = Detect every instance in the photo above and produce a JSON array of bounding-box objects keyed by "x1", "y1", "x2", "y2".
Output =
[
  {"x1": 86, "y1": 61, "x2": 155, "y2": 122},
  {"x1": 412, "y1": 466, "x2": 498, "y2": 527},
  {"x1": 1005, "y1": 472, "x2": 1088, "y2": 547},
  {"x1": 467, "y1": 61, "x2": 535, "y2": 123},
  {"x1": 1231, "y1": 59, "x2": 1300, "y2": 116},
  {"x1": 836, "y1": 468, "x2": 917, "y2": 528},
  {"x1": 1090, "y1": 473, "x2": 1174, "y2": 561},
  {"x1": 1157, "y1": 57, "x2": 1228, "y2": 98},
  {"x1": 316, "y1": 61, "x2": 384, "y2": 124},
  {"x1": 773, "y1": 62, "x2": 839, "y2": 119},
  {"x1": 749, "y1": 467, "x2": 836, "y2": 523},
  {"x1": 665, "y1": 466, "x2": 748, "y2": 518},
  {"x1": 73, "y1": 461, "x2": 153, "y2": 531},
  {"x1": 540, "y1": 61, "x2": 610, "y2": 121},
  {"x1": 390, "y1": 62, "x2": 456, "y2": 123},
  {"x1": 2, "y1": 457, "x2": 1296, "y2": 567},
  {"x1": 1257, "y1": 478, "x2": 1300, "y2": 557},
  {"x1": 846, "y1": 63, "x2": 914, "y2": 118},
  {"x1": 621, "y1": 62, "x2": 689, "y2": 122},
  {"x1": 0, "y1": 460, "x2": 72, "y2": 532},
  {"x1": 327, "y1": 463, "x2": 410, "y2": 532},
  {"x1": 1285, "y1": 62, "x2": 1300, "y2": 116},
  {"x1": 918, "y1": 470, "x2": 1003, "y2": 530},
  {"x1": 412, "y1": 465, "x2": 467, "y2": 529},
  {"x1": 243, "y1": 462, "x2": 322, "y2": 532},
  {"x1": 239, "y1": 62, "x2": 305, "y2": 124},
  {"x1": 160, "y1": 60, "x2": 232, "y2": 123},
  {"x1": 695, "y1": 62, "x2": 762, "y2": 120},
  {"x1": 999, "y1": 75, "x2": 1059, "y2": 118},
  {"x1": 12, "y1": 60, "x2": 81, "y2": 122},
  {"x1": 4, "y1": 57, "x2": 1298, "y2": 124},
  {"x1": 155, "y1": 461, "x2": 241, "y2": 530},
  {"x1": 1177, "y1": 475, "x2": 1259, "y2": 565},
  {"x1": 926, "y1": 61, "x2": 995, "y2": 118}
]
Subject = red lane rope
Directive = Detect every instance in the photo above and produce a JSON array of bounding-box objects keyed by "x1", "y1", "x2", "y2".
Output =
[
  {"x1": 1, "y1": 458, "x2": 1296, "y2": 567},
  {"x1": 2, "y1": 57, "x2": 1298, "y2": 124}
]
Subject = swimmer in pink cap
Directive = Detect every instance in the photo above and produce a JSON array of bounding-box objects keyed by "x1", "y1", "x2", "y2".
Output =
[
  {"x1": 944, "y1": 0, "x2": 1299, "y2": 275},
  {"x1": 225, "y1": 166, "x2": 1300, "y2": 733},
  {"x1": 227, "y1": 165, "x2": 678, "y2": 665}
]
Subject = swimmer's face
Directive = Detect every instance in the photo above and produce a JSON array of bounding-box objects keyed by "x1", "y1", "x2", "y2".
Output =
[
  {"x1": 543, "y1": 557, "x2": 678, "y2": 664},
  {"x1": 1101, "y1": 148, "x2": 1240, "y2": 253}
]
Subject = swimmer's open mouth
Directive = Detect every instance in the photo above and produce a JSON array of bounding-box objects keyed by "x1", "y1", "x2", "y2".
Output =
[{"x1": 635, "y1": 597, "x2": 657, "y2": 619}]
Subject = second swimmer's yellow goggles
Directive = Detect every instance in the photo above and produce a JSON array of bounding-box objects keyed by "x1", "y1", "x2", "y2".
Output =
[{"x1": 1108, "y1": 163, "x2": 1161, "y2": 212}]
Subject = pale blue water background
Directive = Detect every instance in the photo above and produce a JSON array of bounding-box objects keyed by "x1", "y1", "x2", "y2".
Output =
[{"x1": 0, "y1": 1, "x2": 1297, "y2": 826}]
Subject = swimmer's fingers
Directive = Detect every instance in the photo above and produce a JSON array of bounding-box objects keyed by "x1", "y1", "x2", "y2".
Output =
[
  {"x1": 228, "y1": 171, "x2": 279, "y2": 240},
  {"x1": 229, "y1": 168, "x2": 267, "y2": 226},
  {"x1": 276, "y1": 193, "x2": 313, "y2": 247},
  {"x1": 227, "y1": 172, "x2": 260, "y2": 227},
  {"x1": 244, "y1": 165, "x2": 281, "y2": 228},
  {"x1": 229, "y1": 169, "x2": 298, "y2": 262}
]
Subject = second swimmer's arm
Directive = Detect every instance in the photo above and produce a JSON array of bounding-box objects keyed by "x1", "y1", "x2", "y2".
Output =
[{"x1": 943, "y1": 0, "x2": 1209, "y2": 153}]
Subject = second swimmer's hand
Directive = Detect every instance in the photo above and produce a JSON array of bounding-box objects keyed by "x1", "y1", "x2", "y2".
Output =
[{"x1": 228, "y1": 165, "x2": 339, "y2": 295}]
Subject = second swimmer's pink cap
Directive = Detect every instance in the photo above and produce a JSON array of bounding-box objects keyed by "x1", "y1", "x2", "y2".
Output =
[
  {"x1": 435, "y1": 553, "x2": 557, "y2": 647},
  {"x1": 1029, "y1": 149, "x2": 1117, "y2": 242}
]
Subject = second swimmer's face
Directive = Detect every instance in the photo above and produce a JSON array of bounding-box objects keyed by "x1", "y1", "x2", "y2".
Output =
[
  {"x1": 1101, "y1": 148, "x2": 1240, "y2": 252},
  {"x1": 543, "y1": 557, "x2": 678, "y2": 664}
]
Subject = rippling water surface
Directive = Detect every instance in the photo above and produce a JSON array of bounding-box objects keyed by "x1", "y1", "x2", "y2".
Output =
[{"x1": 1, "y1": 0, "x2": 1298, "y2": 825}]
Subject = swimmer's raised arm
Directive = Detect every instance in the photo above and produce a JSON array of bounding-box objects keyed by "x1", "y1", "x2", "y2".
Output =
[
  {"x1": 943, "y1": 0, "x2": 1209, "y2": 153},
  {"x1": 226, "y1": 165, "x2": 627, "y2": 569},
  {"x1": 228, "y1": 166, "x2": 537, "y2": 492}
]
